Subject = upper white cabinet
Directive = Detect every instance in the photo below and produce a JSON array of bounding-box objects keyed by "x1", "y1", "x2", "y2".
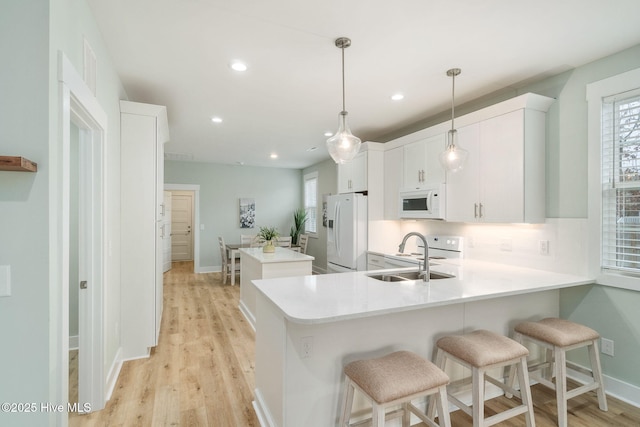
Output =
[
  {"x1": 446, "y1": 99, "x2": 551, "y2": 223},
  {"x1": 338, "y1": 151, "x2": 367, "y2": 193},
  {"x1": 402, "y1": 133, "x2": 446, "y2": 190},
  {"x1": 384, "y1": 147, "x2": 403, "y2": 220},
  {"x1": 336, "y1": 142, "x2": 385, "y2": 220},
  {"x1": 120, "y1": 100, "x2": 170, "y2": 359}
]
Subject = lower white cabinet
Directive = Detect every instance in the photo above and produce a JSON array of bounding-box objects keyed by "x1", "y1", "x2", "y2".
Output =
[{"x1": 120, "y1": 101, "x2": 170, "y2": 359}]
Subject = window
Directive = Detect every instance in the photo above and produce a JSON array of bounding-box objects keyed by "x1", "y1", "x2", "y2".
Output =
[
  {"x1": 304, "y1": 172, "x2": 318, "y2": 235},
  {"x1": 601, "y1": 89, "x2": 640, "y2": 273}
]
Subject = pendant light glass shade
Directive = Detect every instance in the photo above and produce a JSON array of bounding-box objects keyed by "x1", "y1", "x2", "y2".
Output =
[
  {"x1": 327, "y1": 111, "x2": 361, "y2": 164},
  {"x1": 439, "y1": 68, "x2": 468, "y2": 173},
  {"x1": 327, "y1": 37, "x2": 361, "y2": 164}
]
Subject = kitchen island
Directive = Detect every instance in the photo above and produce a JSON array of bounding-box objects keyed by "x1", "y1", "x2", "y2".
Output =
[
  {"x1": 250, "y1": 259, "x2": 593, "y2": 427},
  {"x1": 239, "y1": 247, "x2": 314, "y2": 330}
]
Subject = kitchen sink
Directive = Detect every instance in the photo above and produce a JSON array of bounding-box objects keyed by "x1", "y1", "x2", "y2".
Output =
[{"x1": 367, "y1": 270, "x2": 455, "y2": 282}]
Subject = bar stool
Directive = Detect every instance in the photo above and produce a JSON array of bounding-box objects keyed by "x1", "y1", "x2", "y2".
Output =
[
  {"x1": 339, "y1": 350, "x2": 451, "y2": 427},
  {"x1": 429, "y1": 329, "x2": 536, "y2": 427},
  {"x1": 507, "y1": 318, "x2": 608, "y2": 427}
]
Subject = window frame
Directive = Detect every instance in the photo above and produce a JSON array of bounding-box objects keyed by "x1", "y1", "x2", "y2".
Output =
[
  {"x1": 303, "y1": 171, "x2": 318, "y2": 237},
  {"x1": 587, "y1": 67, "x2": 640, "y2": 291}
]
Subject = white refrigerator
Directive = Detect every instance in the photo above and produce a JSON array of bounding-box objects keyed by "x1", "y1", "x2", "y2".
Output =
[{"x1": 327, "y1": 193, "x2": 368, "y2": 273}]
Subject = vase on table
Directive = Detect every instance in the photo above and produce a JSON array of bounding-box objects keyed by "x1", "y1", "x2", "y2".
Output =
[{"x1": 263, "y1": 240, "x2": 276, "y2": 253}]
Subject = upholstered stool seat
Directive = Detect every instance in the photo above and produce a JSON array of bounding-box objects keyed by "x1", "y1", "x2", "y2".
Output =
[
  {"x1": 508, "y1": 318, "x2": 608, "y2": 427},
  {"x1": 339, "y1": 350, "x2": 451, "y2": 427},
  {"x1": 430, "y1": 330, "x2": 536, "y2": 427}
]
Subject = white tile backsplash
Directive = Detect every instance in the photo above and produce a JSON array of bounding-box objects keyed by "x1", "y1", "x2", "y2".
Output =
[{"x1": 368, "y1": 218, "x2": 588, "y2": 275}]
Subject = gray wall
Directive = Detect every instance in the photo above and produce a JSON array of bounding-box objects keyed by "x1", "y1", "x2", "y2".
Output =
[
  {"x1": 165, "y1": 161, "x2": 303, "y2": 270},
  {"x1": 0, "y1": 0, "x2": 126, "y2": 423}
]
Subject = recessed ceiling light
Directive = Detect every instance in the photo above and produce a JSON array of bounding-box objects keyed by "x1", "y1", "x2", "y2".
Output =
[
  {"x1": 211, "y1": 116, "x2": 223, "y2": 123},
  {"x1": 391, "y1": 93, "x2": 404, "y2": 101},
  {"x1": 230, "y1": 61, "x2": 247, "y2": 72},
  {"x1": 270, "y1": 153, "x2": 278, "y2": 159},
  {"x1": 324, "y1": 131, "x2": 333, "y2": 137}
]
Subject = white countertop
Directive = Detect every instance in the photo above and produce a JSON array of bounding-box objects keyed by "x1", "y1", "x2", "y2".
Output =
[
  {"x1": 240, "y1": 246, "x2": 314, "y2": 263},
  {"x1": 252, "y1": 259, "x2": 594, "y2": 324}
]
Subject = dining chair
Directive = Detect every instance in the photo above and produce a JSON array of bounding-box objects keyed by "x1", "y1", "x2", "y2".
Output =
[
  {"x1": 240, "y1": 234, "x2": 256, "y2": 245},
  {"x1": 219, "y1": 236, "x2": 240, "y2": 285},
  {"x1": 276, "y1": 236, "x2": 292, "y2": 247},
  {"x1": 298, "y1": 234, "x2": 309, "y2": 254}
]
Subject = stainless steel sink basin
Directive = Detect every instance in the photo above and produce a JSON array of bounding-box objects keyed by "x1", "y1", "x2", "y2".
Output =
[{"x1": 367, "y1": 270, "x2": 454, "y2": 282}]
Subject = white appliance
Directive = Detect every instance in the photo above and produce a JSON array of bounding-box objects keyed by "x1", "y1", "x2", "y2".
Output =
[
  {"x1": 399, "y1": 184, "x2": 446, "y2": 219},
  {"x1": 327, "y1": 193, "x2": 368, "y2": 273}
]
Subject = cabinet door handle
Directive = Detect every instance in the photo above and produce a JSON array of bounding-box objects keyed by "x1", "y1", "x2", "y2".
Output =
[
  {"x1": 479, "y1": 203, "x2": 484, "y2": 218},
  {"x1": 474, "y1": 203, "x2": 478, "y2": 218}
]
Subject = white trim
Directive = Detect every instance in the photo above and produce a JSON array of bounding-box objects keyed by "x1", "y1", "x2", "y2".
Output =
[
  {"x1": 105, "y1": 347, "x2": 123, "y2": 401},
  {"x1": 253, "y1": 389, "x2": 277, "y2": 427},
  {"x1": 198, "y1": 266, "x2": 219, "y2": 273},
  {"x1": 568, "y1": 363, "x2": 640, "y2": 408},
  {"x1": 164, "y1": 184, "x2": 201, "y2": 273},
  {"x1": 69, "y1": 335, "x2": 79, "y2": 350},
  {"x1": 587, "y1": 67, "x2": 640, "y2": 292},
  {"x1": 53, "y1": 51, "x2": 108, "y2": 424},
  {"x1": 239, "y1": 301, "x2": 256, "y2": 332}
]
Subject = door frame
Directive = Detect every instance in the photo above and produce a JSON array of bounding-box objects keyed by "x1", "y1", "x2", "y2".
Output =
[
  {"x1": 52, "y1": 52, "x2": 107, "y2": 423},
  {"x1": 165, "y1": 184, "x2": 201, "y2": 272}
]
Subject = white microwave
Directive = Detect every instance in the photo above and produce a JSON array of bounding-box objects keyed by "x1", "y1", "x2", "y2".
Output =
[{"x1": 399, "y1": 185, "x2": 446, "y2": 219}]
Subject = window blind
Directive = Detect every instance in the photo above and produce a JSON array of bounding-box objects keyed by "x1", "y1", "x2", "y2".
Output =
[
  {"x1": 601, "y1": 89, "x2": 640, "y2": 273},
  {"x1": 304, "y1": 174, "x2": 318, "y2": 234}
]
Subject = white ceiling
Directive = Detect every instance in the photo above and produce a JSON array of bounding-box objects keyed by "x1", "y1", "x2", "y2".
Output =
[{"x1": 87, "y1": 0, "x2": 640, "y2": 169}]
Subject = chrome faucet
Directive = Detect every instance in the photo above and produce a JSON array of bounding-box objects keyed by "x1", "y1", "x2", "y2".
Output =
[{"x1": 398, "y1": 232, "x2": 430, "y2": 282}]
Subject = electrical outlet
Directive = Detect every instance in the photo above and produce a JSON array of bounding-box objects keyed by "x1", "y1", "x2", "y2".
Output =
[
  {"x1": 601, "y1": 338, "x2": 614, "y2": 356},
  {"x1": 301, "y1": 336, "x2": 313, "y2": 359},
  {"x1": 539, "y1": 240, "x2": 550, "y2": 256}
]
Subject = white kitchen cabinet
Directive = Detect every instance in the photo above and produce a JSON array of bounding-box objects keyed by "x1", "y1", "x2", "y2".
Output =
[
  {"x1": 402, "y1": 133, "x2": 446, "y2": 190},
  {"x1": 383, "y1": 147, "x2": 403, "y2": 220},
  {"x1": 120, "y1": 100, "x2": 169, "y2": 359},
  {"x1": 338, "y1": 151, "x2": 367, "y2": 193},
  {"x1": 446, "y1": 107, "x2": 548, "y2": 223}
]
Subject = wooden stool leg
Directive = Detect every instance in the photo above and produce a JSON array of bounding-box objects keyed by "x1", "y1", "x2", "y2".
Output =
[
  {"x1": 427, "y1": 349, "x2": 446, "y2": 420},
  {"x1": 436, "y1": 385, "x2": 452, "y2": 427},
  {"x1": 472, "y1": 367, "x2": 485, "y2": 427},
  {"x1": 517, "y1": 356, "x2": 536, "y2": 427},
  {"x1": 401, "y1": 402, "x2": 410, "y2": 427},
  {"x1": 372, "y1": 402, "x2": 385, "y2": 427},
  {"x1": 554, "y1": 346, "x2": 568, "y2": 427},
  {"x1": 588, "y1": 339, "x2": 608, "y2": 411},
  {"x1": 339, "y1": 377, "x2": 355, "y2": 427},
  {"x1": 505, "y1": 332, "x2": 523, "y2": 399}
]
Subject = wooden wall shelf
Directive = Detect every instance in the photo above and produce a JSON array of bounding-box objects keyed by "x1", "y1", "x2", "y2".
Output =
[{"x1": 0, "y1": 156, "x2": 38, "y2": 172}]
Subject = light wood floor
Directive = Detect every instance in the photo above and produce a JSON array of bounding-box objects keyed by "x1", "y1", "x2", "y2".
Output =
[{"x1": 70, "y1": 261, "x2": 640, "y2": 426}]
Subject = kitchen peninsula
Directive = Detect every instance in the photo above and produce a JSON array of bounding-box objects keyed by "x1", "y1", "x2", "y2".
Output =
[
  {"x1": 239, "y1": 247, "x2": 314, "y2": 330},
  {"x1": 250, "y1": 260, "x2": 593, "y2": 427}
]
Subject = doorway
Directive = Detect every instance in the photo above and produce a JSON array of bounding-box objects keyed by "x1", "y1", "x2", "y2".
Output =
[
  {"x1": 53, "y1": 53, "x2": 108, "y2": 424},
  {"x1": 171, "y1": 190, "x2": 194, "y2": 262},
  {"x1": 165, "y1": 184, "x2": 201, "y2": 272}
]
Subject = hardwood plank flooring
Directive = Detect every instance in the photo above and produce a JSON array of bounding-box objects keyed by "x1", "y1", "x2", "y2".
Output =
[{"x1": 70, "y1": 261, "x2": 640, "y2": 426}]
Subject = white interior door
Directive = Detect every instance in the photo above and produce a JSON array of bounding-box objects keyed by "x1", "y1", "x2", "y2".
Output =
[
  {"x1": 171, "y1": 191, "x2": 194, "y2": 261},
  {"x1": 162, "y1": 191, "x2": 172, "y2": 272}
]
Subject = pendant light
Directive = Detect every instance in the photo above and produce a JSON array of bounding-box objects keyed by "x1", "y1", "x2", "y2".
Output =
[
  {"x1": 439, "y1": 68, "x2": 468, "y2": 172},
  {"x1": 326, "y1": 37, "x2": 361, "y2": 164}
]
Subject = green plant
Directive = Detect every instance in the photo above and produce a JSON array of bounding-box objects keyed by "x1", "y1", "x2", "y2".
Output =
[
  {"x1": 257, "y1": 226, "x2": 279, "y2": 242},
  {"x1": 289, "y1": 208, "x2": 308, "y2": 245}
]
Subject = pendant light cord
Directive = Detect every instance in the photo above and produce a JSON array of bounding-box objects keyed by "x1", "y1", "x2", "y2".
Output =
[
  {"x1": 341, "y1": 44, "x2": 346, "y2": 112},
  {"x1": 450, "y1": 71, "x2": 455, "y2": 131}
]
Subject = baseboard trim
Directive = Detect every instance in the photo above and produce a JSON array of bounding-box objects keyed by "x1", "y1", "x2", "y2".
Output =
[
  {"x1": 253, "y1": 388, "x2": 276, "y2": 427},
  {"x1": 197, "y1": 265, "x2": 218, "y2": 273},
  {"x1": 567, "y1": 362, "x2": 640, "y2": 408},
  {"x1": 239, "y1": 301, "x2": 256, "y2": 332},
  {"x1": 69, "y1": 335, "x2": 79, "y2": 350},
  {"x1": 105, "y1": 347, "x2": 123, "y2": 401}
]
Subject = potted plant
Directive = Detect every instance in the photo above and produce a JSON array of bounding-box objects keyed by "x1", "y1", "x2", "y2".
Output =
[
  {"x1": 257, "y1": 226, "x2": 279, "y2": 253},
  {"x1": 289, "y1": 208, "x2": 308, "y2": 245}
]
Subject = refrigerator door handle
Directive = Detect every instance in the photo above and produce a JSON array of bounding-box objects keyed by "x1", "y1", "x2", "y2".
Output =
[{"x1": 334, "y1": 201, "x2": 341, "y2": 258}]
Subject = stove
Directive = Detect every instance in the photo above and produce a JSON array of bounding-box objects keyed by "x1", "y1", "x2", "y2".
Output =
[{"x1": 386, "y1": 235, "x2": 463, "y2": 268}]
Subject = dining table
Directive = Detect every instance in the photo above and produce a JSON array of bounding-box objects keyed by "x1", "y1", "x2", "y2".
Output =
[{"x1": 225, "y1": 242, "x2": 300, "y2": 285}]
